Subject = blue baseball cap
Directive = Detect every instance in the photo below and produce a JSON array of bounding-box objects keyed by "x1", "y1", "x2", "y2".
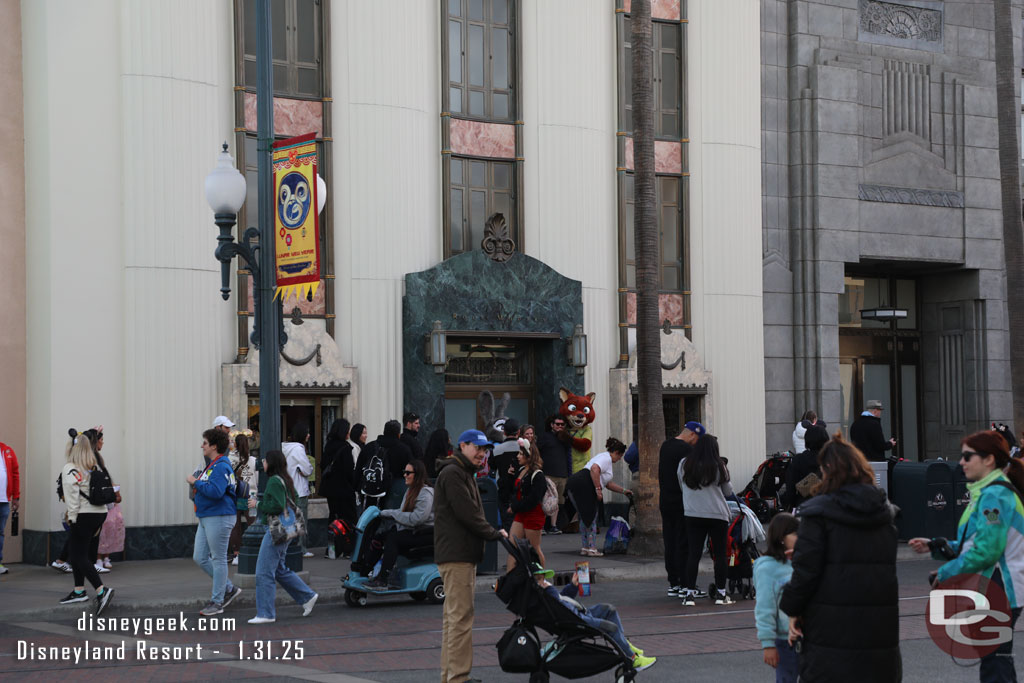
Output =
[
  {"x1": 684, "y1": 421, "x2": 706, "y2": 436},
  {"x1": 457, "y1": 429, "x2": 492, "y2": 447}
]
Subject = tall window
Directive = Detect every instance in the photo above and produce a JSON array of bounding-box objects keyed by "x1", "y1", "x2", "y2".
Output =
[
  {"x1": 241, "y1": 0, "x2": 322, "y2": 97},
  {"x1": 447, "y1": 0, "x2": 514, "y2": 120},
  {"x1": 449, "y1": 158, "x2": 514, "y2": 256},
  {"x1": 621, "y1": 18, "x2": 683, "y2": 137},
  {"x1": 622, "y1": 175, "x2": 683, "y2": 290}
]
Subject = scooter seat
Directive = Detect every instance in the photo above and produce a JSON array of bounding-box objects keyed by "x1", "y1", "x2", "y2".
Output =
[{"x1": 404, "y1": 544, "x2": 434, "y2": 561}]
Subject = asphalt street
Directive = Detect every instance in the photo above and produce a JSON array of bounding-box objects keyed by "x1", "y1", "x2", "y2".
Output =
[{"x1": 1, "y1": 558, "x2": 1021, "y2": 682}]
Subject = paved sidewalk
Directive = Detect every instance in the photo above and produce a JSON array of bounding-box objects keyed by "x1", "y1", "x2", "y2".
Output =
[{"x1": 0, "y1": 532, "x2": 929, "y2": 620}]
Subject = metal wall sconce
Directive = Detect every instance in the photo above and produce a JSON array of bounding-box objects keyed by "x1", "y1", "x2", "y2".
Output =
[
  {"x1": 427, "y1": 320, "x2": 447, "y2": 374},
  {"x1": 567, "y1": 323, "x2": 588, "y2": 375},
  {"x1": 860, "y1": 307, "x2": 908, "y2": 321}
]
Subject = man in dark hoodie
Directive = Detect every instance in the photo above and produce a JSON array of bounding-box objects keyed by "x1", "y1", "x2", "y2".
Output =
[
  {"x1": 780, "y1": 434, "x2": 900, "y2": 682},
  {"x1": 400, "y1": 411, "x2": 424, "y2": 463},
  {"x1": 783, "y1": 425, "x2": 828, "y2": 510},
  {"x1": 434, "y1": 429, "x2": 507, "y2": 683},
  {"x1": 491, "y1": 418, "x2": 522, "y2": 531},
  {"x1": 658, "y1": 420, "x2": 704, "y2": 598}
]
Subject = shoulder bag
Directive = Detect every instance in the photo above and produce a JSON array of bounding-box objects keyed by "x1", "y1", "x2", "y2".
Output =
[{"x1": 266, "y1": 476, "x2": 306, "y2": 545}]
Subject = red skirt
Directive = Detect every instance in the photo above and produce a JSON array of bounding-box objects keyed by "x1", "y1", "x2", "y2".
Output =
[{"x1": 514, "y1": 503, "x2": 546, "y2": 530}]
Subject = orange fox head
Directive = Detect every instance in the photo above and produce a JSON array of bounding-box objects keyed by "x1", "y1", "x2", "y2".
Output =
[{"x1": 558, "y1": 388, "x2": 596, "y2": 430}]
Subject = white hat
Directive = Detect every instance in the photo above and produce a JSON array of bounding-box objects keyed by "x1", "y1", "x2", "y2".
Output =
[{"x1": 212, "y1": 415, "x2": 236, "y2": 429}]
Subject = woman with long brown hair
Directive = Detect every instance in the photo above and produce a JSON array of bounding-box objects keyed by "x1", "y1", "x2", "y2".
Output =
[
  {"x1": 780, "y1": 433, "x2": 900, "y2": 682},
  {"x1": 364, "y1": 458, "x2": 434, "y2": 590},
  {"x1": 909, "y1": 430, "x2": 1024, "y2": 681},
  {"x1": 506, "y1": 437, "x2": 547, "y2": 571},
  {"x1": 246, "y1": 449, "x2": 318, "y2": 624}
]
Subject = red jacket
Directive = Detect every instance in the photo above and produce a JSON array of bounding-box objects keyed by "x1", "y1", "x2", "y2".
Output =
[{"x1": 1, "y1": 442, "x2": 19, "y2": 502}]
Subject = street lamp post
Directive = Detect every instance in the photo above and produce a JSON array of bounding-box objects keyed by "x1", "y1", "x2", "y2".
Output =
[{"x1": 204, "y1": 0, "x2": 285, "y2": 574}]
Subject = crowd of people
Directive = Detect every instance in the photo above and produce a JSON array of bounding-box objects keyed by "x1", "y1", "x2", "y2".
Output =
[{"x1": 27, "y1": 402, "x2": 1024, "y2": 682}]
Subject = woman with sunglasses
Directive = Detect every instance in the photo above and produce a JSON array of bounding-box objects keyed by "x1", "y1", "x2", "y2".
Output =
[
  {"x1": 364, "y1": 458, "x2": 434, "y2": 590},
  {"x1": 909, "y1": 430, "x2": 1024, "y2": 681}
]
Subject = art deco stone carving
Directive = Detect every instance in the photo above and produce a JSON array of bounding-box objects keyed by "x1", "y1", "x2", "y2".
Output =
[
  {"x1": 859, "y1": 0, "x2": 942, "y2": 51},
  {"x1": 858, "y1": 184, "x2": 964, "y2": 208},
  {"x1": 481, "y1": 212, "x2": 516, "y2": 263}
]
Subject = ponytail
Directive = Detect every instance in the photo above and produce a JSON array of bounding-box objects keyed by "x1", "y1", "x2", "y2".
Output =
[{"x1": 1005, "y1": 458, "x2": 1024, "y2": 496}]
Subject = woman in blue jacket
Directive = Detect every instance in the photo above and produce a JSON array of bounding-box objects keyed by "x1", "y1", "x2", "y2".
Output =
[
  {"x1": 910, "y1": 430, "x2": 1024, "y2": 682},
  {"x1": 186, "y1": 428, "x2": 242, "y2": 617}
]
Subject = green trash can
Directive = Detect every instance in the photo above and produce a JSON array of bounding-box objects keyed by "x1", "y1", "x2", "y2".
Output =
[{"x1": 477, "y1": 477, "x2": 500, "y2": 574}]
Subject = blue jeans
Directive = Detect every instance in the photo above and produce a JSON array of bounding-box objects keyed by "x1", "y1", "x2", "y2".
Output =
[
  {"x1": 0, "y1": 502, "x2": 9, "y2": 563},
  {"x1": 586, "y1": 603, "x2": 632, "y2": 657},
  {"x1": 255, "y1": 530, "x2": 316, "y2": 619},
  {"x1": 193, "y1": 514, "x2": 236, "y2": 604},
  {"x1": 774, "y1": 638, "x2": 798, "y2": 683}
]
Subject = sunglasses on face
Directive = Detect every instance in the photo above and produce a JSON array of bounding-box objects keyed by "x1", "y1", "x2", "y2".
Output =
[
  {"x1": 961, "y1": 450, "x2": 983, "y2": 460},
  {"x1": 553, "y1": 422, "x2": 565, "y2": 427},
  {"x1": 403, "y1": 470, "x2": 415, "y2": 475}
]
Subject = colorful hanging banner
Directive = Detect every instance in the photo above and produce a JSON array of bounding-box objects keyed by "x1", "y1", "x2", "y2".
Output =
[{"x1": 272, "y1": 132, "x2": 321, "y2": 302}]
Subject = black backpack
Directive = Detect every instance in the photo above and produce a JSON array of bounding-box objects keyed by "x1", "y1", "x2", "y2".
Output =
[
  {"x1": 86, "y1": 466, "x2": 117, "y2": 505},
  {"x1": 361, "y1": 446, "x2": 391, "y2": 498}
]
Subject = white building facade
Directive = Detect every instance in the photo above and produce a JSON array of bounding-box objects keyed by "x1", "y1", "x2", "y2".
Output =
[{"x1": 2, "y1": 0, "x2": 763, "y2": 563}]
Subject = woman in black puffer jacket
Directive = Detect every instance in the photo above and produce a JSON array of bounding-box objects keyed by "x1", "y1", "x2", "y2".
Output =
[{"x1": 780, "y1": 433, "x2": 901, "y2": 682}]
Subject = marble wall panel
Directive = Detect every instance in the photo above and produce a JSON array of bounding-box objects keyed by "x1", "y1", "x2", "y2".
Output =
[
  {"x1": 625, "y1": 292, "x2": 685, "y2": 326},
  {"x1": 623, "y1": 0, "x2": 681, "y2": 21},
  {"x1": 244, "y1": 93, "x2": 324, "y2": 137},
  {"x1": 403, "y1": 250, "x2": 584, "y2": 440},
  {"x1": 624, "y1": 138, "x2": 683, "y2": 174},
  {"x1": 449, "y1": 118, "x2": 516, "y2": 159}
]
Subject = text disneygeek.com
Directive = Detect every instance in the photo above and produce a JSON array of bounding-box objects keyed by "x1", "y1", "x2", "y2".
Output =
[{"x1": 15, "y1": 611, "x2": 305, "y2": 663}]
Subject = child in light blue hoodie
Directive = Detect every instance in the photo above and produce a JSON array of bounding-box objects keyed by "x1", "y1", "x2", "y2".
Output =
[{"x1": 753, "y1": 512, "x2": 800, "y2": 683}]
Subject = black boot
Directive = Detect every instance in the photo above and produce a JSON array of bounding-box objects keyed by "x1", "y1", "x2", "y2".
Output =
[{"x1": 365, "y1": 570, "x2": 390, "y2": 591}]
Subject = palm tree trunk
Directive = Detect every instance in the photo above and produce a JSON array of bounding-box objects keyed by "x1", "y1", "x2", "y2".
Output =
[
  {"x1": 993, "y1": 0, "x2": 1024, "y2": 434},
  {"x1": 630, "y1": 0, "x2": 666, "y2": 554}
]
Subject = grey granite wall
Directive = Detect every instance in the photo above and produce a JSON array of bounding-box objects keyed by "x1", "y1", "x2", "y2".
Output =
[
  {"x1": 761, "y1": 0, "x2": 1015, "y2": 455},
  {"x1": 403, "y1": 250, "x2": 584, "y2": 440}
]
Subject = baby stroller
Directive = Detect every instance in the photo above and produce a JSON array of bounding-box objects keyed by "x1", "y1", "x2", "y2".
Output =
[
  {"x1": 494, "y1": 537, "x2": 641, "y2": 683},
  {"x1": 739, "y1": 451, "x2": 791, "y2": 522},
  {"x1": 708, "y1": 501, "x2": 764, "y2": 600}
]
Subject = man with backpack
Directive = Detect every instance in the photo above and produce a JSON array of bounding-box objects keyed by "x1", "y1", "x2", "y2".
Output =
[
  {"x1": 492, "y1": 418, "x2": 522, "y2": 531},
  {"x1": 400, "y1": 411, "x2": 424, "y2": 464},
  {"x1": 659, "y1": 421, "x2": 704, "y2": 599},
  {"x1": 358, "y1": 420, "x2": 411, "y2": 510}
]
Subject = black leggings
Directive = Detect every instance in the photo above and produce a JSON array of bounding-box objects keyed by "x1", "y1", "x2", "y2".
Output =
[
  {"x1": 69, "y1": 512, "x2": 107, "y2": 590},
  {"x1": 684, "y1": 516, "x2": 728, "y2": 591},
  {"x1": 366, "y1": 528, "x2": 433, "y2": 575}
]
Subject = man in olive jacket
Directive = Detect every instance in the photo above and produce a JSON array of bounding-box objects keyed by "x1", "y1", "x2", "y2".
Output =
[{"x1": 434, "y1": 429, "x2": 507, "y2": 683}]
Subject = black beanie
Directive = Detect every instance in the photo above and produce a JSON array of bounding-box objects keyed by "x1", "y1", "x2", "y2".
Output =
[{"x1": 804, "y1": 425, "x2": 830, "y2": 451}]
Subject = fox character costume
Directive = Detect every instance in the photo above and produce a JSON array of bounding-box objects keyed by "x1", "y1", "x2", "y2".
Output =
[{"x1": 559, "y1": 387, "x2": 596, "y2": 473}]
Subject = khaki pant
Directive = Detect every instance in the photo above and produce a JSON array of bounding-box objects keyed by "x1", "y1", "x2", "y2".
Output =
[{"x1": 439, "y1": 561, "x2": 476, "y2": 683}]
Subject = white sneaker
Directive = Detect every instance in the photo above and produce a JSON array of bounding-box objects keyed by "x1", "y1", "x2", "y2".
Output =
[
  {"x1": 667, "y1": 585, "x2": 681, "y2": 597},
  {"x1": 102, "y1": 558, "x2": 112, "y2": 569},
  {"x1": 94, "y1": 562, "x2": 110, "y2": 574},
  {"x1": 0, "y1": 565, "x2": 8, "y2": 575},
  {"x1": 680, "y1": 590, "x2": 696, "y2": 606},
  {"x1": 247, "y1": 616, "x2": 275, "y2": 624},
  {"x1": 715, "y1": 591, "x2": 735, "y2": 606},
  {"x1": 231, "y1": 555, "x2": 239, "y2": 566},
  {"x1": 302, "y1": 593, "x2": 318, "y2": 617},
  {"x1": 302, "y1": 551, "x2": 314, "y2": 558},
  {"x1": 51, "y1": 560, "x2": 72, "y2": 573}
]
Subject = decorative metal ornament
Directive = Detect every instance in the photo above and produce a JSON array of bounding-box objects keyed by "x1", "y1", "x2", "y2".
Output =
[{"x1": 481, "y1": 212, "x2": 515, "y2": 262}]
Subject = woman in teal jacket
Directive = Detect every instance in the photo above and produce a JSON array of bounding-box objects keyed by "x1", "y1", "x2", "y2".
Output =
[{"x1": 910, "y1": 430, "x2": 1024, "y2": 682}]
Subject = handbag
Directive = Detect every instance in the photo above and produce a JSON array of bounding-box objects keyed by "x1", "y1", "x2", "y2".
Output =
[
  {"x1": 495, "y1": 621, "x2": 541, "y2": 673},
  {"x1": 267, "y1": 476, "x2": 306, "y2": 544},
  {"x1": 539, "y1": 471, "x2": 559, "y2": 517}
]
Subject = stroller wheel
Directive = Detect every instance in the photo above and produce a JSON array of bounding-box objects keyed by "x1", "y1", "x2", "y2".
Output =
[
  {"x1": 529, "y1": 671, "x2": 550, "y2": 683},
  {"x1": 615, "y1": 664, "x2": 636, "y2": 683},
  {"x1": 426, "y1": 577, "x2": 446, "y2": 604},
  {"x1": 409, "y1": 591, "x2": 428, "y2": 601},
  {"x1": 344, "y1": 589, "x2": 368, "y2": 608}
]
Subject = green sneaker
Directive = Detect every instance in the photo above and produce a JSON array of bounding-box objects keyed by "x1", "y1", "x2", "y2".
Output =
[
  {"x1": 632, "y1": 654, "x2": 657, "y2": 672},
  {"x1": 628, "y1": 642, "x2": 644, "y2": 657}
]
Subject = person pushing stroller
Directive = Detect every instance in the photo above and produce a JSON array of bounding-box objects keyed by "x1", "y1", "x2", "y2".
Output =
[{"x1": 530, "y1": 562, "x2": 657, "y2": 672}]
